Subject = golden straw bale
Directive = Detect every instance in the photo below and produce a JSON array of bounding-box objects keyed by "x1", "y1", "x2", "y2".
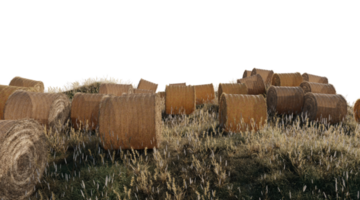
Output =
[
  {"x1": 251, "y1": 68, "x2": 274, "y2": 85},
  {"x1": 271, "y1": 72, "x2": 303, "y2": 86},
  {"x1": 133, "y1": 89, "x2": 155, "y2": 94},
  {"x1": 267, "y1": 86, "x2": 304, "y2": 115},
  {"x1": 303, "y1": 93, "x2": 347, "y2": 124},
  {"x1": 169, "y1": 83, "x2": 186, "y2": 86},
  {"x1": 354, "y1": 99, "x2": 360, "y2": 123},
  {"x1": 219, "y1": 94, "x2": 267, "y2": 132},
  {"x1": 98, "y1": 94, "x2": 161, "y2": 150},
  {"x1": 243, "y1": 70, "x2": 252, "y2": 78},
  {"x1": 0, "y1": 119, "x2": 48, "y2": 200},
  {"x1": 218, "y1": 83, "x2": 248, "y2": 103},
  {"x1": 300, "y1": 82, "x2": 336, "y2": 94},
  {"x1": 165, "y1": 85, "x2": 196, "y2": 115},
  {"x1": 193, "y1": 84, "x2": 215, "y2": 105},
  {"x1": 236, "y1": 74, "x2": 266, "y2": 95},
  {"x1": 4, "y1": 91, "x2": 71, "y2": 130},
  {"x1": 302, "y1": 73, "x2": 328, "y2": 84},
  {"x1": 0, "y1": 85, "x2": 36, "y2": 120},
  {"x1": 158, "y1": 91, "x2": 166, "y2": 99},
  {"x1": 99, "y1": 83, "x2": 133, "y2": 96},
  {"x1": 137, "y1": 78, "x2": 158, "y2": 92},
  {"x1": 71, "y1": 93, "x2": 110, "y2": 130},
  {"x1": 9, "y1": 76, "x2": 44, "y2": 93}
]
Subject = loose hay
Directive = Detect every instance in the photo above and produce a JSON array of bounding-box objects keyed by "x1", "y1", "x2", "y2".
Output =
[
  {"x1": 271, "y1": 72, "x2": 303, "y2": 86},
  {"x1": 0, "y1": 119, "x2": 48, "y2": 200},
  {"x1": 237, "y1": 74, "x2": 266, "y2": 95},
  {"x1": 0, "y1": 85, "x2": 36, "y2": 120},
  {"x1": 299, "y1": 82, "x2": 336, "y2": 94},
  {"x1": 71, "y1": 93, "x2": 110, "y2": 130},
  {"x1": 169, "y1": 83, "x2": 186, "y2": 86},
  {"x1": 219, "y1": 94, "x2": 267, "y2": 132},
  {"x1": 4, "y1": 91, "x2": 71, "y2": 130},
  {"x1": 193, "y1": 84, "x2": 215, "y2": 105},
  {"x1": 303, "y1": 93, "x2": 347, "y2": 124},
  {"x1": 9, "y1": 76, "x2": 45, "y2": 93},
  {"x1": 165, "y1": 85, "x2": 196, "y2": 115},
  {"x1": 133, "y1": 89, "x2": 155, "y2": 94},
  {"x1": 218, "y1": 83, "x2": 248, "y2": 103},
  {"x1": 267, "y1": 86, "x2": 304, "y2": 115},
  {"x1": 251, "y1": 68, "x2": 274, "y2": 85},
  {"x1": 98, "y1": 94, "x2": 161, "y2": 150},
  {"x1": 99, "y1": 83, "x2": 133, "y2": 96},
  {"x1": 302, "y1": 73, "x2": 328, "y2": 84},
  {"x1": 354, "y1": 99, "x2": 360, "y2": 123},
  {"x1": 243, "y1": 70, "x2": 252, "y2": 78},
  {"x1": 137, "y1": 78, "x2": 158, "y2": 92}
]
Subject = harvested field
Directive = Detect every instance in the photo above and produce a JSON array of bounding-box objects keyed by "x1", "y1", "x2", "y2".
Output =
[
  {"x1": 267, "y1": 86, "x2": 304, "y2": 115},
  {"x1": 302, "y1": 73, "x2": 328, "y2": 84},
  {"x1": 237, "y1": 74, "x2": 266, "y2": 94},
  {"x1": 251, "y1": 68, "x2": 274, "y2": 85},
  {"x1": 303, "y1": 93, "x2": 347, "y2": 124},
  {"x1": 137, "y1": 78, "x2": 158, "y2": 92},
  {"x1": 165, "y1": 85, "x2": 196, "y2": 115},
  {"x1": 193, "y1": 84, "x2": 215, "y2": 105},
  {"x1": 98, "y1": 94, "x2": 161, "y2": 150},
  {"x1": 217, "y1": 83, "x2": 247, "y2": 103},
  {"x1": 0, "y1": 119, "x2": 48, "y2": 200},
  {"x1": 219, "y1": 94, "x2": 267, "y2": 132},
  {"x1": 300, "y1": 82, "x2": 336, "y2": 94},
  {"x1": 271, "y1": 72, "x2": 303, "y2": 86},
  {"x1": 99, "y1": 83, "x2": 133, "y2": 96},
  {"x1": 9, "y1": 76, "x2": 45, "y2": 93}
]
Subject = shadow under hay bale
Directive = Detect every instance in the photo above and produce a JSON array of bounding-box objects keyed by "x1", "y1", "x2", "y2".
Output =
[
  {"x1": 302, "y1": 73, "x2": 328, "y2": 84},
  {"x1": 271, "y1": 72, "x2": 303, "y2": 87},
  {"x1": 218, "y1": 83, "x2": 248, "y2": 103},
  {"x1": 165, "y1": 85, "x2": 196, "y2": 115},
  {"x1": 193, "y1": 83, "x2": 215, "y2": 105},
  {"x1": 9, "y1": 76, "x2": 44, "y2": 93},
  {"x1": 133, "y1": 88, "x2": 154, "y2": 94},
  {"x1": 267, "y1": 86, "x2": 305, "y2": 116},
  {"x1": 237, "y1": 74, "x2": 266, "y2": 95},
  {"x1": 99, "y1": 83, "x2": 133, "y2": 96},
  {"x1": 354, "y1": 99, "x2": 360, "y2": 123},
  {"x1": 137, "y1": 78, "x2": 158, "y2": 93},
  {"x1": 251, "y1": 68, "x2": 274, "y2": 85},
  {"x1": 243, "y1": 70, "x2": 252, "y2": 78},
  {"x1": 0, "y1": 119, "x2": 48, "y2": 200},
  {"x1": 300, "y1": 82, "x2": 336, "y2": 94},
  {"x1": 4, "y1": 91, "x2": 71, "y2": 130}
]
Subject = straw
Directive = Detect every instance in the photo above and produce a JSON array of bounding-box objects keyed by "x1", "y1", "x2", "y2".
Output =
[
  {"x1": 237, "y1": 74, "x2": 266, "y2": 95},
  {"x1": 300, "y1": 82, "x2": 336, "y2": 94},
  {"x1": 165, "y1": 85, "x2": 196, "y2": 115},
  {"x1": 99, "y1": 83, "x2": 133, "y2": 96},
  {"x1": 243, "y1": 70, "x2": 252, "y2": 78},
  {"x1": 137, "y1": 78, "x2": 158, "y2": 92},
  {"x1": 9, "y1": 76, "x2": 44, "y2": 93},
  {"x1": 302, "y1": 73, "x2": 328, "y2": 84},
  {"x1": 193, "y1": 84, "x2": 215, "y2": 105},
  {"x1": 133, "y1": 89, "x2": 155, "y2": 94},
  {"x1": 251, "y1": 68, "x2": 274, "y2": 85},
  {"x1": 267, "y1": 86, "x2": 305, "y2": 115},
  {"x1": 217, "y1": 83, "x2": 248, "y2": 103},
  {"x1": 271, "y1": 72, "x2": 303, "y2": 86}
]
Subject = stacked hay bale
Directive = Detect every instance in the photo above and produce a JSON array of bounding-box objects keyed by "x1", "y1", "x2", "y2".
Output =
[
  {"x1": 217, "y1": 83, "x2": 248, "y2": 103},
  {"x1": 243, "y1": 70, "x2": 252, "y2": 78},
  {"x1": 193, "y1": 84, "x2": 215, "y2": 105},
  {"x1": 354, "y1": 99, "x2": 360, "y2": 123},
  {"x1": 165, "y1": 85, "x2": 196, "y2": 115},
  {"x1": 158, "y1": 91, "x2": 166, "y2": 99},
  {"x1": 99, "y1": 83, "x2": 133, "y2": 96},
  {"x1": 267, "y1": 86, "x2": 304, "y2": 115},
  {"x1": 9, "y1": 76, "x2": 45, "y2": 93},
  {"x1": 237, "y1": 74, "x2": 266, "y2": 95},
  {"x1": 271, "y1": 72, "x2": 303, "y2": 86},
  {"x1": 133, "y1": 89, "x2": 154, "y2": 94},
  {"x1": 251, "y1": 68, "x2": 274, "y2": 85},
  {"x1": 302, "y1": 73, "x2": 328, "y2": 84},
  {"x1": 169, "y1": 83, "x2": 186, "y2": 86},
  {"x1": 300, "y1": 82, "x2": 336, "y2": 94},
  {"x1": 137, "y1": 78, "x2": 158, "y2": 93}
]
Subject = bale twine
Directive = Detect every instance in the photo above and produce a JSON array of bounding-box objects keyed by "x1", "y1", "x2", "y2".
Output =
[
  {"x1": 302, "y1": 73, "x2": 328, "y2": 84},
  {"x1": 137, "y1": 78, "x2": 158, "y2": 92},
  {"x1": 303, "y1": 93, "x2": 347, "y2": 124},
  {"x1": 271, "y1": 72, "x2": 303, "y2": 86},
  {"x1": 9, "y1": 76, "x2": 45, "y2": 93},
  {"x1": 267, "y1": 86, "x2": 305, "y2": 115},
  {"x1": 218, "y1": 83, "x2": 248, "y2": 103},
  {"x1": 243, "y1": 70, "x2": 252, "y2": 78},
  {"x1": 354, "y1": 99, "x2": 360, "y2": 123},
  {"x1": 0, "y1": 119, "x2": 48, "y2": 200},
  {"x1": 133, "y1": 88, "x2": 154, "y2": 94},
  {"x1": 165, "y1": 85, "x2": 196, "y2": 115},
  {"x1": 99, "y1": 83, "x2": 133, "y2": 96},
  {"x1": 0, "y1": 85, "x2": 36, "y2": 120},
  {"x1": 98, "y1": 93, "x2": 161, "y2": 150},
  {"x1": 4, "y1": 91, "x2": 71, "y2": 130},
  {"x1": 236, "y1": 74, "x2": 266, "y2": 95},
  {"x1": 219, "y1": 94, "x2": 267, "y2": 132},
  {"x1": 169, "y1": 83, "x2": 186, "y2": 86},
  {"x1": 251, "y1": 68, "x2": 274, "y2": 85},
  {"x1": 193, "y1": 84, "x2": 215, "y2": 105},
  {"x1": 300, "y1": 82, "x2": 336, "y2": 94},
  {"x1": 71, "y1": 93, "x2": 110, "y2": 130}
]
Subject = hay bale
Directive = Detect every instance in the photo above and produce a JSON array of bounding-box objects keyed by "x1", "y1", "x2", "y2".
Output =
[
  {"x1": 4, "y1": 91, "x2": 71, "y2": 130},
  {"x1": 193, "y1": 84, "x2": 215, "y2": 105},
  {"x1": 302, "y1": 73, "x2": 328, "y2": 84},
  {"x1": 98, "y1": 94, "x2": 161, "y2": 150},
  {"x1": 243, "y1": 70, "x2": 252, "y2": 78},
  {"x1": 71, "y1": 93, "x2": 110, "y2": 130},
  {"x1": 9, "y1": 76, "x2": 44, "y2": 93},
  {"x1": 271, "y1": 72, "x2": 303, "y2": 86},
  {"x1": 0, "y1": 85, "x2": 36, "y2": 120},
  {"x1": 219, "y1": 94, "x2": 267, "y2": 132},
  {"x1": 133, "y1": 89, "x2": 154, "y2": 94},
  {"x1": 0, "y1": 119, "x2": 48, "y2": 200},
  {"x1": 303, "y1": 93, "x2": 347, "y2": 124},
  {"x1": 169, "y1": 83, "x2": 186, "y2": 86},
  {"x1": 165, "y1": 85, "x2": 196, "y2": 115},
  {"x1": 158, "y1": 91, "x2": 166, "y2": 99},
  {"x1": 354, "y1": 99, "x2": 360, "y2": 123},
  {"x1": 218, "y1": 83, "x2": 248, "y2": 103},
  {"x1": 251, "y1": 68, "x2": 274, "y2": 85},
  {"x1": 237, "y1": 74, "x2": 266, "y2": 95},
  {"x1": 99, "y1": 83, "x2": 133, "y2": 96},
  {"x1": 137, "y1": 78, "x2": 158, "y2": 92},
  {"x1": 267, "y1": 86, "x2": 304, "y2": 115},
  {"x1": 300, "y1": 82, "x2": 336, "y2": 94}
]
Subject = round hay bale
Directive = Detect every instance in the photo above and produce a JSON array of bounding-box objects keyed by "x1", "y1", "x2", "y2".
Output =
[
  {"x1": 9, "y1": 76, "x2": 44, "y2": 93},
  {"x1": 0, "y1": 85, "x2": 36, "y2": 120},
  {"x1": 267, "y1": 86, "x2": 304, "y2": 115},
  {"x1": 165, "y1": 85, "x2": 196, "y2": 115},
  {"x1": 219, "y1": 94, "x2": 267, "y2": 132},
  {"x1": 243, "y1": 70, "x2": 252, "y2": 78},
  {"x1": 99, "y1": 83, "x2": 133, "y2": 96},
  {"x1": 4, "y1": 91, "x2": 71, "y2": 130},
  {"x1": 271, "y1": 72, "x2": 303, "y2": 86},
  {"x1": 236, "y1": 74, "x2": 266, "y2": 95},
  {"x1": 218, "y1": 83, "x2": 248, "y2": 103},
  {"x1": 303, "y1": 93, "x2": 347, "y2": 124},
  {"x1": 354, "y1": 99, "x2": 360, "y2": 123},
  {"x1": 158, "y1": 91, "x2": 166, "y2": 99},
  {"x1": 133, "y1": 88, "x2": 154, "y2": 94},
  {"x1": 302, "y1": 73, "x2": 328, "y2": 84},
  {"x1": 193, "y1": 84, "x2": 215, "y2": 105},
  {"x1": 251, "y1": 68, "x2": 274, "y2": 85},
  {"x1": 98, "y1": 93, "x2": 161, "y2": 150},
  {"x1": 169, "y1": 83, "x2": 186, "y2": 86},
  {"x1": 71, "y1": 93, "x2": 110, "y2": 130},
  {"x1": 137, "y1": 78, "x2": 158, "y2": 93},
  {"x1": 300, "y1": 82, "x2": 336, "y2": 94},
  {"x1": 0, "y1": 119, "x2": 48, "y2": 200}
]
